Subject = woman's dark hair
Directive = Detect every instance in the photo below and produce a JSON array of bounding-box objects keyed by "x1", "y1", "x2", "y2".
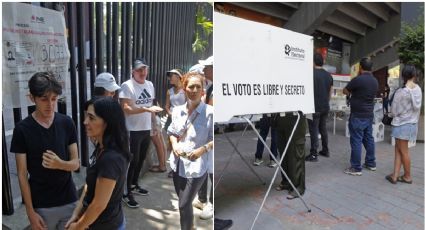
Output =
[
  {"x1": 84, "y1": 97, "x2": 131, "y2": 160},
  {"x1": 401, "y1": 64, "x2": 416, "y2": 86},
  {"x1": 28, "y1": 72, "x2": 62, "y2": 97}
]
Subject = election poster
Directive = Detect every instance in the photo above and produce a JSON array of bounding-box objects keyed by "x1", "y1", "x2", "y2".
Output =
[
  {"x1": 2, "y1": 2, "x2": 70, "y2": 108},
  {"x1": 214, "y1": 12, "x2": 315, "y2": 122}
]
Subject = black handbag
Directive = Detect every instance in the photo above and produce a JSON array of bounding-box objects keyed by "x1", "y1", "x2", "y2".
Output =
[
  {"x1": 382, "y1": 87, "x2": 401, "y2": 126},
  {"x1": 382, "y1": 114, "x2": 393, "y2": 125}
]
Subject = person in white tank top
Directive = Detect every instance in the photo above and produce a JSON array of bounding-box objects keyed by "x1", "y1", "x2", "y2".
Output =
[
  {"x1": 166, "y1": 69, "x2": 186, "y2": 112},
  {"x1": 164, "y1": 69, "x2": 186, "y2": 130},
  {"x1": 163, "y1": 69, "x2": 186, "y2": 177}
]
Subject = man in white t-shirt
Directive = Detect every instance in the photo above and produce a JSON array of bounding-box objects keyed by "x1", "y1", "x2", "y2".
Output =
[{"x1": 119, "y1": 58, "x2": 163, "y2": 208}]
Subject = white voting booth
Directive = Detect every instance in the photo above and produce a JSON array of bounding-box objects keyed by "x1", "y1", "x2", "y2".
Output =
[{"x1": 215, "y1": 12, "x2": 314, "y2": 229}]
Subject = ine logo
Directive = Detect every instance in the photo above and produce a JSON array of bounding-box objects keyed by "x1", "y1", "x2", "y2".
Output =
[
  {"x1": 284, "y1": 44, "x2": 305, "y2": 61},
  {"x1": 284, "y1": 45, "x2": 291, "y2": 56},
  {"x1": 31, "y1": 15, "x2": 45, "y2": 24}
]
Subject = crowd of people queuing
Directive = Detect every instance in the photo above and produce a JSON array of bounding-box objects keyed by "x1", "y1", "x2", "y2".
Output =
[{"x1": 10, "y1": 56, "x2": 227, "y2": 230}]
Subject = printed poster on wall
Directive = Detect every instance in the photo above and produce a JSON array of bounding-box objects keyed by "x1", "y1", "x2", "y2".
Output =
[{"x1": 2, "y1": 2, "x2": 70, "y2": 108}]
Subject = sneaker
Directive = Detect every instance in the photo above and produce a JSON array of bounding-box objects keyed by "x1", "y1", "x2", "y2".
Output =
[
  {"x1": 214, "y1": 218, "x2": 233, "y2": 230},
  {"x1": 363, "y1": 164, "x2": 376, "y2": 171},
  {"x1": 131, "y1": 185, "x2": 149, "y2": 196},
  {"x1": 305, "y1": 154, "x2": 318, "y2": 162},
  {"x1": 344, "y1": 167, "x2": 362, "y2": 176},
  {"x1": 267, "y1": 160, "x2": 277, "y2": 168},
  {"x1": 200, "y1": 202, "x2": 213, "y2": 220},
  {"x1": 193, "y1": 199, "x2": 206, "y2": 210},
  {"x1": 318, "y1": 150, "x2": 329, "y2": 157},
  {"x1": 253, "y1": 158, "x2": 263, "y2": 166},
  {"x1": 122, "y1": 193, "x2": 139, "y2": 208}
]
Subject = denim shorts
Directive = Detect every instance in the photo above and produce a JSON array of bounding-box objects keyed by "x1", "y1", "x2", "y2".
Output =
[{"x1": 392, "y1": 123, "x2": 418, "y2": 142}]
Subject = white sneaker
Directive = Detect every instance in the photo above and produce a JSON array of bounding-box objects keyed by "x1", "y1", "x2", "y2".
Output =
[
  {"x1": 193, "y1": 199, "x2": 206, "y2": 210},
  {"x1": 200, "y1": 202, "x2": 213, "y2": 220},
  {"x1": 253, "y1": 158, "x2": 263, "y2": 166},
  {"x1": 267, "y1": 161, "x2": 277, "y2": 168}
]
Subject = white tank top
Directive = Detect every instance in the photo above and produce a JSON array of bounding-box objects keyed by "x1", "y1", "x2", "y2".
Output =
[{"x1": 169, "y1": 87, "x2": 186, "y2": 112}]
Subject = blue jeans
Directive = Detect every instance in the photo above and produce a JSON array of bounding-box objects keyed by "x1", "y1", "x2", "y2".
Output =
[
  {"x1": 255, "y1": 116, "x2": 278, "y2": 160},
  {"x1": 348, "y1": 116, "x2": 376, "y2": 171}
]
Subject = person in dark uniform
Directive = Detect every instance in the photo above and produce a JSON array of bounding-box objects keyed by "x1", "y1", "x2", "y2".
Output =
[{"x1": 274, "y1": 112, "x2": 307, "y2": 199}]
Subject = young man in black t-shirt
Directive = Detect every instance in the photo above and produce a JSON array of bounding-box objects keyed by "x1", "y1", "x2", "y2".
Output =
[
  {"x1": 305, "y1": 53, "x2": 333, "y2": 162},
  {"x1": 10, "y1": 72, "x2": 79, "y2": 230}
]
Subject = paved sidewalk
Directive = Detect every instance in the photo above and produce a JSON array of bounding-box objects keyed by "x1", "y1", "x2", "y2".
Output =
[
  {"x1": 123, "y1": 169, "x2": 213, "y2": 230},
  {"x1": 215, "y1": 120, "x2": 424, "y2": 230}
]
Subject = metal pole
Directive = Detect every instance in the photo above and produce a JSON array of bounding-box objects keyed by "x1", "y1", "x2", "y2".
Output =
[
  {"x1": 67, "y1": 2, "x2": 78, "y2": 127},
  {"x1": 112, "y1": 2, "x2": 119, "y2": 81},
  {"x1": 2, "y1": 116, "x2": 14, "y2": 215},
  {"x1": 77, "y1": 2, "x2": 88, "y2": 167},
  {"x1": 106, "y1": 2, "x2": 112, "y2": 73},
  {"x1": 136, "y1": 3, "x2": 143, "y2": 58},
  {"x1": 125, "y1": 3, "x2": 132, "y2": 81},
  {"x1": 96, "y1": 2, "x2": 104, "y2": 74},
  {"x1": 132, "y1": 2, "x2": 138, "y2": 61},
  {"x1": 88, "y1": 3, "x2": 96, "y2": 95},
  {"x1": 120, "y1": 2, "x2": 127, "y2": 82},
  {"x1": 12, "y1": 108, "x2": 22, "y2": 124}
]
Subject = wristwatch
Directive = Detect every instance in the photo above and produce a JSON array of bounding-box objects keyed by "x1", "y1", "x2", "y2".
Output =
[{"x1": 203, "y1": 144, "x2": 210, "y2": 152}]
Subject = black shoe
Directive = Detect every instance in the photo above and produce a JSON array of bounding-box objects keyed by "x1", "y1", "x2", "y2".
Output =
[
  {"x1": 319, "y1": 150, "x2": 329, "y2": 157},
  {"x1": 131, "y1": 185, "x2": 149, "y2": 196},
  {"x1": 305, "y1": 154, "x2": 318, "y2": 162},
  {"x1": 122, "y1": 193, "x2": 139, "y2": 208},
  {"x1": 214, "y1": 218, "x2": 233, "y2": 230}
]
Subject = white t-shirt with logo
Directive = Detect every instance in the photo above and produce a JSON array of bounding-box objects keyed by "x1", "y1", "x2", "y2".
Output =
[{"x1": 119, "y1": 78, "x2": 155, "y2": 131}]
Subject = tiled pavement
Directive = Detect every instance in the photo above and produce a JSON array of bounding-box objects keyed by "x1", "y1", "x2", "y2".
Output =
[{"x1": 214, "y1": 119, "x2": 424, "y2": 230}]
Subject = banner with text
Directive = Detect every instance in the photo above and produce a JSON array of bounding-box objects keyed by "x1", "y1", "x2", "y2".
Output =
[
  {"x1": 215, "y1": 12, "x2": 315, "y2": 122},
  {"x1": 2, "y1": 2, "x2": 70, "y2": 108}
]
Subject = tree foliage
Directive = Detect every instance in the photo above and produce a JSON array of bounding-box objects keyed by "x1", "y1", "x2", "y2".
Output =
[
  {"x1": 398, "y1": 8, "x2": 424, "y2": 72},
  {"x1": 192, "y1": 3, "x2": 213, "y2": 53}
]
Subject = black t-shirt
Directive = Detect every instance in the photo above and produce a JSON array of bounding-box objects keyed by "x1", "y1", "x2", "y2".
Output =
[
  {"x1": 345, "y1": 73, "x2": 379, "y2": 118},
  {"x1": 84, "y1": 148, "x2": 128, "y2": 230},
  {"x1": 313, "y1": 68, "x2": 333, "y2": 112},
  {"x1": 10, "y1": 113, "x2": 78, "y2": 208}
]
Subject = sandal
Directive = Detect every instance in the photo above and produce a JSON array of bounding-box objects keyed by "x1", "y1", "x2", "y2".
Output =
[
  {"x1": 385, "y1": 175, "x2": 397, "y2": 184},
  {"x1": 149, "y1": 166, "x2": 166, "y2": 173},
  {"x1": 397, "y1": 176, "x2": 412, "y2": 184}
]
